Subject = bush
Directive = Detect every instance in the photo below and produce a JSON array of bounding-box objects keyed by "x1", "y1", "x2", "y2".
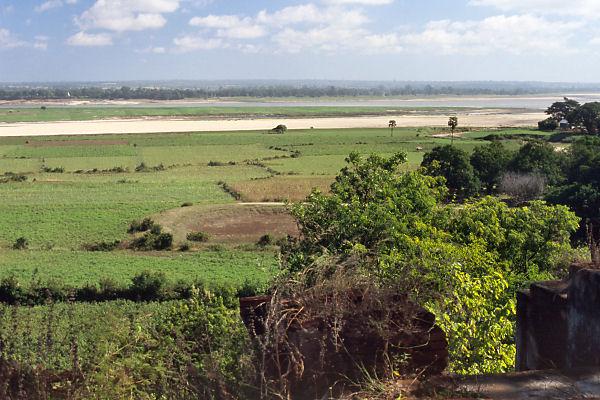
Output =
[
  {"x1": 127, "y1": 218, "x2": 155, "y2": 233},
  {"x1": 135, "y1": 162, "x2": 165, "y2": 172},
  {"x1": 82, "y1": 240, "x2": 121, "y2": 252},
  {"x1": 130, "y1": 232, "x2": 173, "y2": 251},
  {"x1": 40, "y1": 166, "x2": 64, "y2": 173},
  {"x1": 0, "y1": 172, "x2": 27, "y2": 183},
  {"x1": 270, "y1": 124, "x2": 287, "y2": 134},
  {"x1": 12, "y1": 237, "x2": 28, "y2": 250},
  {"x1": 187, "y1": 231, "x2": 210, "y2": 242},
  {"x1": 499, "y1": 171, "x2": 546, "y2": 203},
  {"x1": 179, "y1": 242, "x2": 191, "y2": 252},
  {"x1": 538, "y1": 117, "x2": 559, "y2": 131},
  {"x1": 181, "y1": 202, "x2": 193, "y2": 207},
  {"x1": 150, "y1": 224, "x2": 162, "y2": 235},
  {"x1": 257, "y1": 234, "x2": 273, "y2": 247},
  {"x1": 130, "y1": 271, "x2": 167, "y2": 300}
]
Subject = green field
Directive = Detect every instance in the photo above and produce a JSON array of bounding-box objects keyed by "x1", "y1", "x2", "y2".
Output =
[
  {"x1": 0, "y1": 105, "x2": 473, "y2": 123},
  {"x1": 0, "y1": 126, "x2": 541, "y2": 291}
]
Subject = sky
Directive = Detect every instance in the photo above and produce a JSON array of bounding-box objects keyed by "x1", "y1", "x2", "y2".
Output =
[{"x1": 0, "y1": 0, "x2": 599, "y2": 83}]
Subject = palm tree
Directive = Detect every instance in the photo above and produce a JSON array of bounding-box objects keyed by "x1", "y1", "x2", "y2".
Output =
[
  {"x1": 448, "y1": 116, "x2": 458, "y2": 145},
  {"x1": 388, "y1": 120, "x2": 397, "y2": 137}
]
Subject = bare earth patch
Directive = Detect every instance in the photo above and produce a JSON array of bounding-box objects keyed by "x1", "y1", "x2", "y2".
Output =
[
  {"x1": 0, "y1": 111, "x2": 545, "y2": 137},
  {"x1": 155, "y1": 203, "x2": 298, "y2": 244}
]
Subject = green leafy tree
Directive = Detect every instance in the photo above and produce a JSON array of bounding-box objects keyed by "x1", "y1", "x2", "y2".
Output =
[
  {"x1": 547, "y1": 136, "x2": 600, "y2": 243},
  {"x1": 283, "y1": 153, "x2": 578, "y2": 373},
  {"x1": 421, "y1": 145, "x2": 481, "y2": 199},
  {"x1": 470, "y1": 142, "x2": 513, "y2": 193},
  {"x1": 545, "y1": 97, "x2": 580, "y2": 122},
  {"x1": 508, "y1": 141, "x2": 566, "y2": 186},
  {"x1": 570, "y1": 102, "x2": 600, "y2": 135},
  {"x1": 538, "y1": 117, "x2": 559, "y2": 131}
]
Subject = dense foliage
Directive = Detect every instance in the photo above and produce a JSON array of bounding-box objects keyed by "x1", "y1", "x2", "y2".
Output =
[
  {"x1": 421, "y1": 145, "x2": 480, "y2": 199},
  {"x1": 283, "y1": 152, "x2": 578, "y2": 374}
]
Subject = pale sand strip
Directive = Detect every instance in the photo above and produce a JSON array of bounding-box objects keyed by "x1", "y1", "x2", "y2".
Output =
[{"x1": 0, "y1": 112, "x2": 545, "y2": 137}]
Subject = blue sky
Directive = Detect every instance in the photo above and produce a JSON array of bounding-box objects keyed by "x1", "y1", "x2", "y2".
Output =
[{"x1": 1, "y1": 0, "x2": 599, "y2": 83}]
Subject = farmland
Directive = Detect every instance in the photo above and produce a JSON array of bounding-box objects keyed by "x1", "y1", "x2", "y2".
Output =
[{"x1": 0, "y1": 124, "x2": 544, "y2": 293}]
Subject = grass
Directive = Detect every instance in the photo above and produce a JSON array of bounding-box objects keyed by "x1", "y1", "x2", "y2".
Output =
[
  {"x1": 0, "y1": 249, "x2": 277, "y2": 289},
  {"x1": 0, "y1": 105, "x2": 473, "y2": 123},
  {"x1": 0, "y1": 125, "x2": 536, "y2": 291}
]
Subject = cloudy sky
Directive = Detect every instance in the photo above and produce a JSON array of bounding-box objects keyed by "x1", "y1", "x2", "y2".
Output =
[{"x1": 0, "y1": 0, "x2": 599, "y2": 82}]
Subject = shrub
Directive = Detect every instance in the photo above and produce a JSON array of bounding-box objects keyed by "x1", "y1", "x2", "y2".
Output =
[
  {"x1": 257, "y1": 234, "x2": 273, "y2": 247},
  {"x1": 179, "y1": 242, "x2": 191, "y2": 252},
  {"x1": 270, "y1": 124, "x2": 287, "y2": 134},
  {"x1": 208, "y1": 161, "x2": 226, "y2": 166},
  {"x1": 538, "y1": 117, "x2": 559, "y2": 131},
  {"x1": 0, "y1": 172, "x2": 27, "y2": 183},
  {"x1": 135, "y1": 162, "x2": 165, "y2": 172},
  {"x1": 82, "y1": 240, "x2": 120, "y2": 252},
  {"x1": 181, "y1": 202, "x2": 193, "y2": 207},
  {"x1": 40, "y1": 166, "x2": 64, "y2": 173},
  {"x1": 499, "y1": 171, "x2": 546, "y2": 203},
  {"x1": 12, "y1": 237, "x2": 28, "y2": 250},
  {"x1": 129, "y1": 232, "x2": 173, "y2": 251},
  {"x1": 150, "y1": 224, "x2": 162, "y2": 235},
  {"x1": 127, "y1": 217, "x2": 155, "y2": 233},
  {"x1": 130, "y1": 271, "x2": 167, "y2": 300},
  {"x1": 187, "y1": 231, "x2": 210, "y2": 242}
]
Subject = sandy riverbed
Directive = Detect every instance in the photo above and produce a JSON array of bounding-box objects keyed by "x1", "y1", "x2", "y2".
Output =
[{"x1": 0, "y1": 111, "x2": 545, "y2": 137}]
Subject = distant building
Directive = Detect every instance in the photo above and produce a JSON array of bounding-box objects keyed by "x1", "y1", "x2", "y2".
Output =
[{"x1": 560, "y1": 119, "x2": 571, "y2": 130}]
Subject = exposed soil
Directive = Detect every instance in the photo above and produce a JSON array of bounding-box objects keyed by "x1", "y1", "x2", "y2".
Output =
[
  {"x1": 0, "y1": 111, "x2": 545, "y2": 137},
  {"x1": 155, "y1": 203, "x2": 298, "y2": 244}
]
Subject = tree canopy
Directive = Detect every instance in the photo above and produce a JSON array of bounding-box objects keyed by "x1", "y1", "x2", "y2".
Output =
[
  {"x1": 421, "y1": 145, "x2": 481, "y2": 199},
  {"x1": 283, "y1": 152, "x2": 579, "y2": 374}
]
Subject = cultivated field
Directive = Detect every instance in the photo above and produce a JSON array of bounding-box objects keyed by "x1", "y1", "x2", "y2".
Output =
[{"x1": 0, "y1": 123, "x2": 542, "y2": 293}]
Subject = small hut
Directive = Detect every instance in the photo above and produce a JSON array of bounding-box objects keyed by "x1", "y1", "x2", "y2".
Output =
[{"x1": 559, "y1": 119, "x2": 571, "y2": 130}]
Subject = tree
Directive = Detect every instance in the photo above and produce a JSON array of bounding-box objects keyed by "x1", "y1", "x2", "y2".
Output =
[
  {"x1": 470, "y1": 142, "x2": 513, "y2": 193},
  {"x1": 271, "y1": 124, "x2": 287, "y2": 134},
  {"x1": 545, "y1": 97, "x2": 580, "y2": 122},
  {"x1": 448, "y1": 116, "x2": 458, "y2": 144},
  {"x1": 283, "y1": 152, "x2": 578, "y2": 374},
  {"x1": 421, "y1": 145, "x2": 480, "y2": 199},
  {"x1": 570, "y1": 102, "x2": 600, "y2": 135},
  {"x1": 538, "y1": 117, "x2": 558, "y2": 131},
  {"x1": 547, "y1": 136, "x2": 600, "y2": 243},
  {"x1": 388, "y1": 120, "x2": 397, "y2": 137},
  {"x1": 508, "y1": 141, "x2": 566, "y2": 186}
]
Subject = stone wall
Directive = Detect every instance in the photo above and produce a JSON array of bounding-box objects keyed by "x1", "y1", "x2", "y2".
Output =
[{"x1": 517, "y1": 264, "x2": 600, "y2": 371}]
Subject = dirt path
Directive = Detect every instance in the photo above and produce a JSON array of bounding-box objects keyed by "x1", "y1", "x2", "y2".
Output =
[{"x1": 0, "y1": 111, "x2": 544, "y2": 137}]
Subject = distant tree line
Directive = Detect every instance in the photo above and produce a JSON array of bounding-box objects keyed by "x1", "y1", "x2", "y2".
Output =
[{"x1": 0, "y1": 84, "x2": 588, "y2": 101}]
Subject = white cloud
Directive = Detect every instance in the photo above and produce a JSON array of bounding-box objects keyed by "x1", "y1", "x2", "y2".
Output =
[
  {"x1": 34, "y1": 35, "x2": 49, "y2": 50},
  {"x1": 323, "y1": 0, "x2": 393, "y2": 4},
  {"x1": 470, "y1": 0, "x2": 600, "y2": 18},
  {"x1": 190, "y1": 15, "x2": 266, "y2": 39},
  {"x1": 137, "y1": 45, "x2": 167, "y2": 53},
  {"x1": 67, "y1": 31, "x2": 113, "y2": 46},
  {"x1": 398, "y1": 14, "x2": 581, "y2": 55},
  {"x1": 0, "y1": 28, "x2": 26, "y2": 49},
  {"x1": 35, "y1": 0, "x2": 77, "y2": 12},
  {"x1": 173, "y1": 35, "x2": 224, "y2": 52},
  {"x1": 77, "y1": 0, "x2": 180, "y2": 32}
]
